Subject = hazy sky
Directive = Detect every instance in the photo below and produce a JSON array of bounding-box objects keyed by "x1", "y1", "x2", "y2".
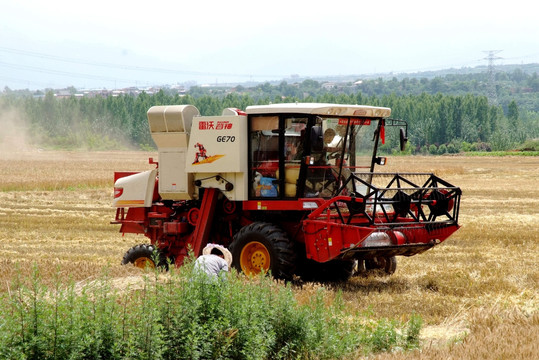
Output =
[{"x1": 1, "y1": 0, "x2": 538, "y2": 90}]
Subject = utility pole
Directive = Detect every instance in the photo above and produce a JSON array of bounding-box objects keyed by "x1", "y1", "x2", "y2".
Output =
[{"x1": 483, "y1": 50, "x2": 503, "y2": 105}]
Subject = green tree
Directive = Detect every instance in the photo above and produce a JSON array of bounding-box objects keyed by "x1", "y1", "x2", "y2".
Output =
[
  {"x1": 527, "y1": 72, "x2": 539, "y2": 92},
  {"x1": 507, "y1": 100, "x2": 519, "y2": 121}
]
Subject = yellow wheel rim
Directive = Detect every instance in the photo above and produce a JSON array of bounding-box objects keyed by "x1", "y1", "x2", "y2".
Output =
[
  {"x1": 133, "y1": 257, "x2": 155, "y2": 269},
  {"x1": 239, "y1": 241, "x2": 270, "y2": 275}
]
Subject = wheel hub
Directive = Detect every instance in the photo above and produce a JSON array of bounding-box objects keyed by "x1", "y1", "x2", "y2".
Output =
[
  {"x1": 133, "y1": 257, "x2": 155, "y2": 269},
  {"x1": 240, "y1": 241, "x2": 270, "y2": 275},
  {"x1": 250, "y1": 250, "x2": 267, "y2": 268}
]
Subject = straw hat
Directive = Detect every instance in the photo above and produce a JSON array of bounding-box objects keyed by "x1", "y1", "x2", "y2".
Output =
[
  {"x1": 202, "y1": 243, "x2": 233, "y2": 267},
  {"x1": 323, "y1": 128, "x2": 336, "y2": 144}
]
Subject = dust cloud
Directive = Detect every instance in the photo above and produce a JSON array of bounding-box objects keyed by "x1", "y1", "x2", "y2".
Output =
[{"x1": 0, "y1": 106, "x2": 38, "y2": 158}]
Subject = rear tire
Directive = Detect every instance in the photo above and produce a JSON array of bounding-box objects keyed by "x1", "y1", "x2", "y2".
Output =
[
  {"x1": 122, "y1": 244, "x2": 168, "y2": 270},
  {"x1": 230, "y1": 222, "x2": 296, "y2": 280}
]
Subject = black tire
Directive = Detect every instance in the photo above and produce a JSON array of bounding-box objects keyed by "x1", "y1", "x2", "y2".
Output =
[
  {"x1": 299, "y1": 259, "x2": 355, "y2": 283},
  {"x1": 364, "y1": 256, "x2": 397, "y2": 276},
  {"x1": 122, "y1": 244, "x2": 168, "y2": 270},
  {"x1": 230, "y1": 222, "x2": 296, "y2": 280}
]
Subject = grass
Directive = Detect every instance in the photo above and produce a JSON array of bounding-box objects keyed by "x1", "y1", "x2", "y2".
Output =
[
  {"x1": 0, "y1": 263, "x2": 422, "y2": 359},
  {"x1": 0, "y1": 150, "x2": 537, "y2": 359}
]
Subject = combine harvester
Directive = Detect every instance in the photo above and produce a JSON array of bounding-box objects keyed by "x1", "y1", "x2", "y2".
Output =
[{"x1": 113, "y1": 103, "x2": 461, "y2": 281}]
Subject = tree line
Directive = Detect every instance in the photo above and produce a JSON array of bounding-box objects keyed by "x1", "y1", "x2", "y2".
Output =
[
  {"x1": 205, "y1": 65, "x2": 539, "y2": 114},
  {"x1": 0, "y1": 87, "x2": 537, "y2": 153}
]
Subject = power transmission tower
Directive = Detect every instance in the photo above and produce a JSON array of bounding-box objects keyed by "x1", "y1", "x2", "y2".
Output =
[{"x1": 483, "y1": 50, "x2": 503, "y2": 104}]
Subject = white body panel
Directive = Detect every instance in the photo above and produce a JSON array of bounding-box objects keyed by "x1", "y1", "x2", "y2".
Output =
[
  {"x1": 186, "y1": 115, "x2": 249, "y2": 201},
  {"x1": 186, "y1": 115, "x2": 248, "y2": 173},
  {"x1": 158, "y1": 150, "x2": 193, "y2": 200},
  {"x1": 113, "y1": 170, "x2": 157, "y2": 207},
  {"x1": 147, "y1": 105, "x2": 199, "y2": 200}
]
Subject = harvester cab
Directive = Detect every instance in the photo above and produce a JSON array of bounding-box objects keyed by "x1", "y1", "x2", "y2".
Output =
[{"x1": 113, "y1": 103, "x2": 461, "y2": 282}]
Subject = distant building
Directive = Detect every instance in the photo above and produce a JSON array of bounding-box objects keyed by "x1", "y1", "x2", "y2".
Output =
[
  {"x1": 54, "y1": 90, "x2": 72, "y2": 99},
  {"x1": 321, "y1": 82, "x2": 337, "y2": 90}
]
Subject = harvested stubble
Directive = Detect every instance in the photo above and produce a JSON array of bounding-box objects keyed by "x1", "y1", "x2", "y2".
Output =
[
  {"x1": 0, "y1": 151, "x2": 537, "y2": 359},
  {"x1": 0, "y1": 151, "x2": 156, "y2": 286}
]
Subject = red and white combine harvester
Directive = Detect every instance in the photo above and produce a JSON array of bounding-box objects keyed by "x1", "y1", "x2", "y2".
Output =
[{"x1": 113, "y1": 103, "x2": 461, "y2": 281}]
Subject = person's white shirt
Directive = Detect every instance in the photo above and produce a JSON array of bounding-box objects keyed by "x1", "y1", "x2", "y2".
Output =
[{"x1": 194, "y1": 254, "x2": 229, "y2": 277}]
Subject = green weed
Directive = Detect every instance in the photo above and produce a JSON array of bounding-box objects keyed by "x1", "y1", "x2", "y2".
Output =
[{"x1": 0, "y1": 262, "x2": 422, "y2": 359}]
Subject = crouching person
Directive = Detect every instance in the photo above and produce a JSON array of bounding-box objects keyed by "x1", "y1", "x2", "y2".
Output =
[{"x1": 193, "y1": 244, "x2": 232, "y2": 282}]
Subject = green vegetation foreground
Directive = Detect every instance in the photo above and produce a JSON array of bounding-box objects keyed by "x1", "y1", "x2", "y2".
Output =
[{"x1": 0, "y1": 262, "x2": 421, "y2": 360}]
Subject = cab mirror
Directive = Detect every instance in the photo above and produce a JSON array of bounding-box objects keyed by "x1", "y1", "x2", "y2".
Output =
[{"x1": 399, "y1": 128, "x2": 408, "y2": 151}]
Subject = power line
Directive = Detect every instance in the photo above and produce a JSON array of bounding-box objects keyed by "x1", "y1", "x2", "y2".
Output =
[
  {"x1": 0, "y1": 74, "x2": 57, "y2": 89},
  {"x1": 0, "y1": 60, "x2": 133, "y2": 83},
  {"x1": 0, "y1": 59, "x2": 151, "y2": 90},
  {"x1": 0, "y1": 46, "x2": 285, "y2": 79}
]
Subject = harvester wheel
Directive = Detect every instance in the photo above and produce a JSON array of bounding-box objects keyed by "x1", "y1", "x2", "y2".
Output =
[
  {"x1": 122, "y1": 244, "x2": 167, "y2": 270},
  {"x1": 299, "y1": 259, "x2": 355, "y2": 283},
  {"x1": 364, "y1": 256, "x2": 397, "y2": 276},
  {"x1": 230, "y1": 222, "x2": 295, "y2": 280}
]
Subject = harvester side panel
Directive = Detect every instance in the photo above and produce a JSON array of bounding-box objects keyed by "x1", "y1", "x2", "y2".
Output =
[
  {"x1": 187, "y1": 115, "x2": 248, "y2": 201},
  {"x1": 158, "y1": 150, "x2": 193, "y2": 200}
]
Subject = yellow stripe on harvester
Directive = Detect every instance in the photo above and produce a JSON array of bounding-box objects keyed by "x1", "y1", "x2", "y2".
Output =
[{"x1": 116, "y1": 200, "x2": 145, "y2": 206}]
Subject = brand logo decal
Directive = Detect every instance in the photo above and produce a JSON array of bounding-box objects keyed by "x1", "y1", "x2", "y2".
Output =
[{"x1": 199, "y1": 121, "x2": 233, "y2": 130}]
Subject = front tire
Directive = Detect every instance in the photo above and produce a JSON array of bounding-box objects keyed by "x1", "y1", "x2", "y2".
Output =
[
  {"x1": 122, "y1": 244, "x2": 167, "y2": 270},
  {"x1": 230, "y1": 222, "x2": 296, "y2": 280}
]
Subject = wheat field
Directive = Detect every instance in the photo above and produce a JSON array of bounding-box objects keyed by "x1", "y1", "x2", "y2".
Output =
[{"x1": 0, "y1": 150, "x2": 537, "y2": 359}]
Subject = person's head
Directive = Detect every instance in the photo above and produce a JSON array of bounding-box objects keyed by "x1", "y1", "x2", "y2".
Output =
[{"x1": 210, "y1": 247, "x2": 224, "y2": 258}]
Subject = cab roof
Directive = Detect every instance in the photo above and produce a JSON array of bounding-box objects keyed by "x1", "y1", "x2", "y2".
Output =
[{"x1": 245, "y1": 103, "x2": 391, "y2": 118}]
